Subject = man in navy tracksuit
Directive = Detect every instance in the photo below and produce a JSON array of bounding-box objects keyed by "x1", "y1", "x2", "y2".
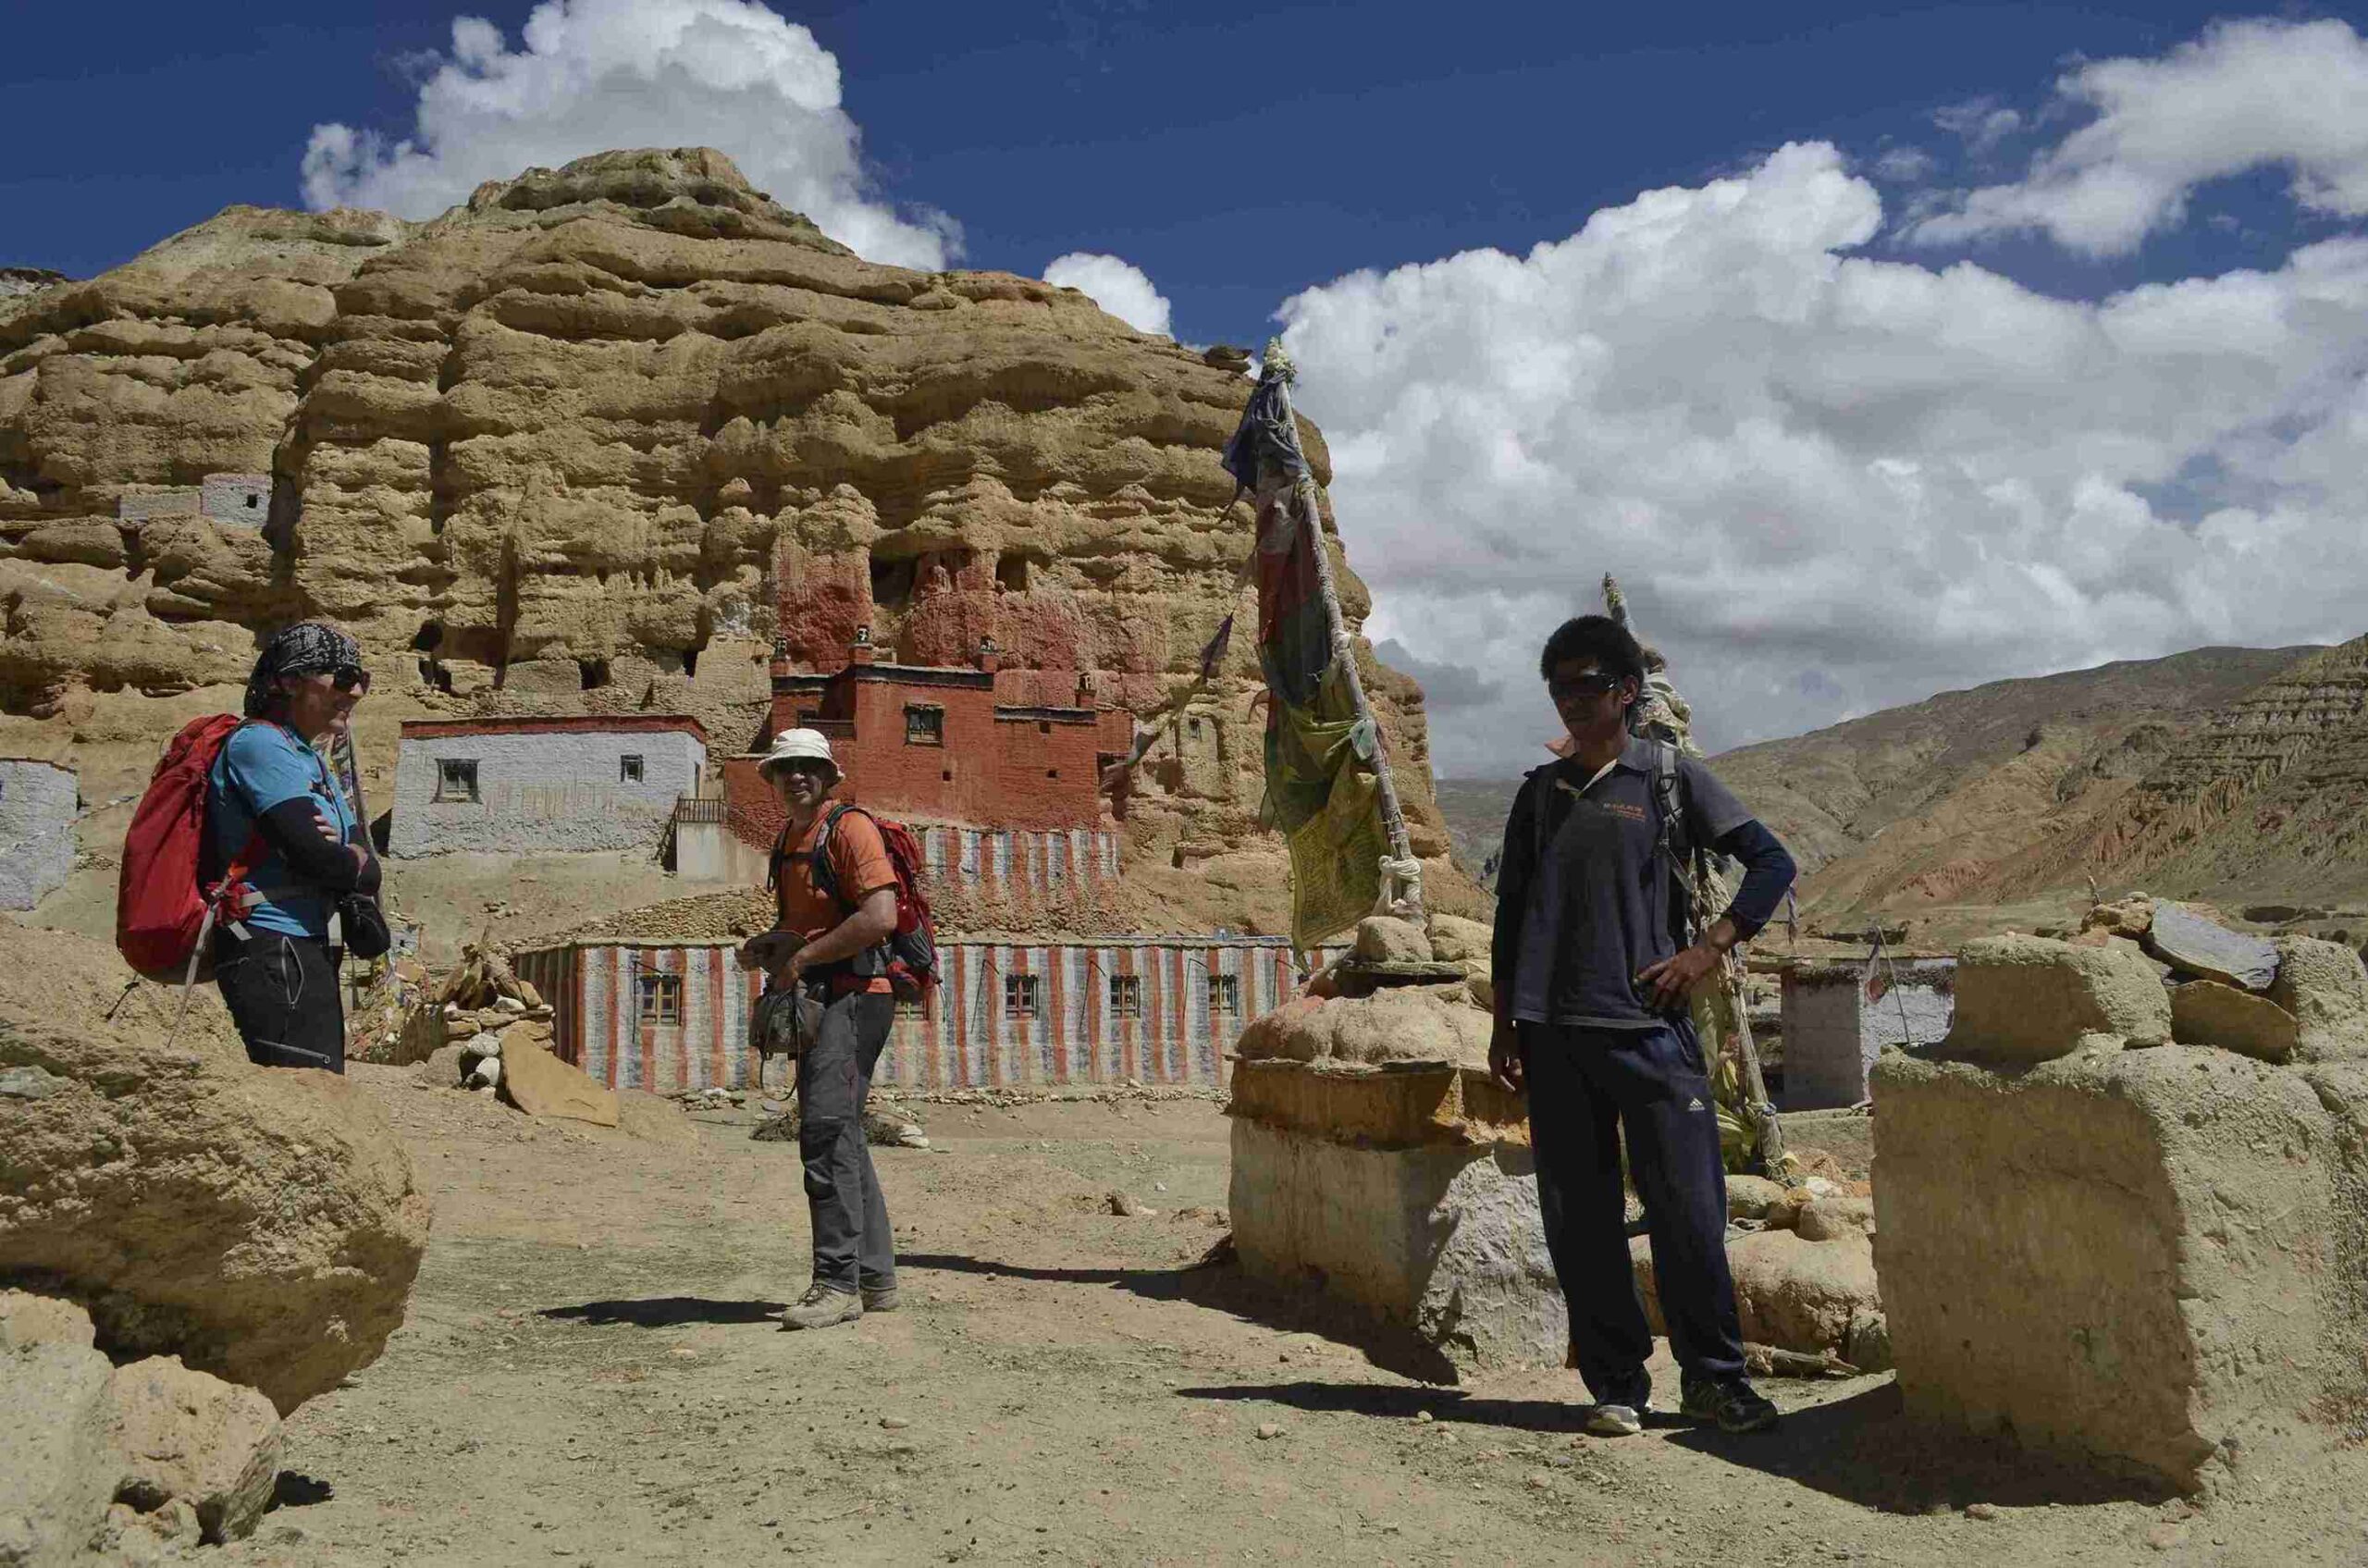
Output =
[{"x1": 1489, "y1": 614, "x2": 1796, "y2": 1437}]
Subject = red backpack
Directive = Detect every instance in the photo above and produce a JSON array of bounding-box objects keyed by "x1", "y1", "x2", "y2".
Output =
[
  {"x1": 773, "y1": 804, "x2": 940, "y2": 1001},
  {"x1": 117, "y1": 715, "x2": 266, "y2": 985}
]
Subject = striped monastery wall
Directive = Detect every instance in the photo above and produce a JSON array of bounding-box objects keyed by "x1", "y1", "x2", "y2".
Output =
[{"x1": 513, "y1": 936, "x2": 1345, "y2": 1097}]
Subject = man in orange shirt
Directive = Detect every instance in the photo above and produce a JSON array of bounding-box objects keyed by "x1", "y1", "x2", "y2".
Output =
[{"x1": 742, "y1": 729, "x2": 901, "y2": 1331}]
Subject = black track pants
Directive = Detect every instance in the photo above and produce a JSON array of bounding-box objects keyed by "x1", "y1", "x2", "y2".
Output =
[
  {"x1": 213, "y1": 929, "x2": 346, "y2": 1072},
  {"x1": 1520, "y1": 1019, "x2": 1745, "y2": 1399}
]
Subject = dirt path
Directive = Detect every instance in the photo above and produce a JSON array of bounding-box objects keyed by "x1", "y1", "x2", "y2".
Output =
[{"x1": 213, "y1": 1071, "x2": 2365, "y2": 1567}]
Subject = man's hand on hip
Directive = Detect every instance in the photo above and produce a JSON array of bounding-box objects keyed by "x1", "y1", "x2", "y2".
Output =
[{"x1": 1636, "y1": 941, "x2": 1724, "y2": 1010}]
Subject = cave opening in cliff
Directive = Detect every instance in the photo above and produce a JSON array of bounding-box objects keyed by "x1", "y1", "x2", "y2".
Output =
[
  {"x1": 578, "y1": 658, "x2": 610, "y2": 690},
  {"x1": 870, "y1": 549, "x2": 917, "y2": 613},
  {"x1": 996, "y1": 554, "x2": 1030, "y2": 592},
  {"x1": 682, "y1": 648, "x2": 699, "y2": 678}
]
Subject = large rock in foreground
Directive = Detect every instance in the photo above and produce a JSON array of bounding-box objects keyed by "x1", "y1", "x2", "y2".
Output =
[
  {"x1": 0, "y1": 1022, "x2": 431, "y2": 1414},
  {"x1": 1872, "y1": 1043, "x2": 2368, "y2": 1490},
  {"x1": 0, "y1": 1293, "x2": 116, "y2": 1568}
]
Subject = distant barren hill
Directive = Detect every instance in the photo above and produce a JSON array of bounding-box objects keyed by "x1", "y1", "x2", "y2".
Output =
[
  {"x1": 1711, "y1": 646, "x2": 2321, "y2": 907},
  {"x1": 1437, "y1": 643, "x2": 2328, "y2": 914}
]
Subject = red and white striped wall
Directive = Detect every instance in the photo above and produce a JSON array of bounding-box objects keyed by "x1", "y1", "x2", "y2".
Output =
[
  {"x1": 512, "y1": 935, "x2": 1345, "y2": 1095},
  {"x1": 915, "y1": 826, "x2": 1125, "y2": 895}
]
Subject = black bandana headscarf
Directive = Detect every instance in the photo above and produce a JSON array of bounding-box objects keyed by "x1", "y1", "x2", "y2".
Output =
[{"x1": 243, "y1": 622, "x2": 364, "y2": 718}]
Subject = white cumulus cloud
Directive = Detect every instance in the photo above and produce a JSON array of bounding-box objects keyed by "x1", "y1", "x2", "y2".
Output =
[
  {"x1": 301, "y1": 0, "x2": 956, "y2": 269},
  {"x1": 1042, "y1": 253, "x2": 1173, "y2": 337},
  {"x1": 1907, "y1": 18, "x2": 2368, "y2": 254},
  {"x1": 1280, "y1": 142, "x2": 2368, "y2": 774}
]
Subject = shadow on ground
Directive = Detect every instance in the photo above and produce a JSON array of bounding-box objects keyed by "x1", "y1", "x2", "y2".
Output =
[
  {"x1": 539, "y1": 1297, "x2": 786, "y2": 1327},
  {"x1": 898, "y1": 1251, "x2": 1461, "y2": 1383},
  {"x1": 1179, "y1": 1377, "x2": 2175, "y2": 1512}
]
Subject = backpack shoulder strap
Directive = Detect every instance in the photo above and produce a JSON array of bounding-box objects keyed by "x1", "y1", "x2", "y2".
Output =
[
  {"x1": 1648, "y1": 741, "x2": 1702, "y2": 941},
  {"x1": 1650, "y1": 742, "x2": 1692, "y2": 865},
  {"x1": 808, "y1": 803, "x2": 864, "y2": 910}
]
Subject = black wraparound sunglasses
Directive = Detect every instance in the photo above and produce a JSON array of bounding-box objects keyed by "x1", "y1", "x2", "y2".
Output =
[
  {"x1": 1547, "y1": 673, "x2": 1622, "y2": 703},
  {"x1": 332, "y1": 665, "x2": 370, "y2": 693}
]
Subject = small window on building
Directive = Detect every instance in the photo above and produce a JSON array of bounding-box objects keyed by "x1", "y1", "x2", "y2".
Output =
[
  {"x1": 906, "y1": 705, "x2": 944, "y2": 746},
  {"x1": 243, "y1": 492, "x2": 259, "y2": 510},
  {"x1": 1208, "y1": 974, "x2": 1240, "y2": 1017},
  {"x1": 435, "y1": 759, "x2": 479, "y2": 802},
  {"x1": 1004, "y1": 974, "x2": 1041, "y2": 1020},
  {"x1": 1189, "y1": 717, "x2": 1202, "y2": 736},
  {"x1": 1108, "y1": 975, "x2": 1141, "y2": 1019},
  {"x1": 619, "y1": 754, "x2": 644, "y2": 784},
  {"x1": 636, "y1": 973, "x2": 682, "y2": 1027}
]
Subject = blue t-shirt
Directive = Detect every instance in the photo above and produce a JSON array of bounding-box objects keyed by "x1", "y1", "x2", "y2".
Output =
[{"x1": 206, "y1": 722, "x2": 355, "y2": 939}]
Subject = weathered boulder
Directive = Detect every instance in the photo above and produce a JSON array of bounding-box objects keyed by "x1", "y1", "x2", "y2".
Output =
[
  {"x1": 2146, "y1": 902, "x2": 2279, "y2": 991},
  {"x1": 0, "y1": 1295, "x2": 116, "y2": 1568},
  {"x1": 2266, "y1": 936, "x2": 2368, "y2": 1061},
  {"x1": 1353, "y1": 916, "x2": 1434, "y2": 966},
  {"x1": 2169, "y1": 980, "x2": 2299, "y2": 1063},
  {"x1": 413, "y1": 1042, "x2": 468, "y2": 1086},
  {"x1": 499, "y1": 1036, "x2": 620, "y2": 1127},
  {"x1": 1424, "y1": 914, "x2": 1491, "y2": 964},
  {"x1": 1725, "y1": 1174, "x2": 1790, "y2": 1223},
  {"x1": 1793, "y1": 1193, "x2": 1875, "y2": 1241},
  {"x1": 0, "y1": 1020, "x2": 431, "y2": 1414},
  {"x1": 1947, "y1": 934, "x2": 2170, "y2": 1058},
  {"x1": 1631, "y1": 1228, "x2": 1879, "y2": 1356},
  {"x1": 2079, "y1": 893, "x2": 2154, "y2": 940},
  {"x1": 0, "y1": 1288, "x2": 96, "y2": 1353},
  {"x1": 1871, "y1": 1046, "x2": 2368, "y2": 1489},
  {"x1": 1233, "y1": 987, "x2": 1490, "y2": 1069},
  {"x1": 106, "y1": 1356, "x2": 280, "y2": 1543}
]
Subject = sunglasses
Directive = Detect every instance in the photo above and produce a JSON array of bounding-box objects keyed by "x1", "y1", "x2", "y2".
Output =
[
  {"x1": 333, "y1": 665, "x2": 370, "y2": 694},
  {"x1": 1548, "y1": 673, "x2": 1622, "y2": 703}
]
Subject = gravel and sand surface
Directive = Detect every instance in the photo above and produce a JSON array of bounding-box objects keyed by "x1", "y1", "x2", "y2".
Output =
[{"x1": 189, "y1": 1071, "x2": 2368, "y2": 1567}]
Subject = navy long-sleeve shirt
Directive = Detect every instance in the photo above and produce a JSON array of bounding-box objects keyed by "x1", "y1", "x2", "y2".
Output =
[{"x1": 1491, "y1": 737, "x2": 1795, "y2": 1029}]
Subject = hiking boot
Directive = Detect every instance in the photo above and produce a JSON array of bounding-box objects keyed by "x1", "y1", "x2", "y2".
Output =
[
  {"x1": 1680, "y1": 1372, "x2": 1779, "y2": 1434},
  {"x1": 860, "y1": 1283, "x2": 900, "y2": 1314},
  {"x1": 1585, "y1": 1373, "x2": 1649, "y2": 1437},
  {"x1": 781, "y1": 1283, "x2": 862, "y2": 1331}
]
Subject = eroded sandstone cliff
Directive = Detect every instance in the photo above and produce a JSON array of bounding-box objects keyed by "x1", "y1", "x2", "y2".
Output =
[{"x1": 0, "y1": 148, "x2": 1469, "y2": 933}]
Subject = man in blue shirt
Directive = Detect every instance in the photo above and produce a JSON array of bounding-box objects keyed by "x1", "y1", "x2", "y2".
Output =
[
  {"x1": 1490, "y1": 615, "x2": 1797, "y2": 1438},
  {"x1": 205, "y1": 623, "x2": 378, "y2": 1071}
]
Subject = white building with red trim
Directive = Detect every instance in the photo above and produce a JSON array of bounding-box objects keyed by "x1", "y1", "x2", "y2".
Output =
[{"x1": 388, "y1": 715, "x2": 708, "y2": 858}]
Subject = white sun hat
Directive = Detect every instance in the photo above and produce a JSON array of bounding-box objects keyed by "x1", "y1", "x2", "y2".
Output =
[{"x1": 757, "y1": 727, "x2": 839, "y2": 778}]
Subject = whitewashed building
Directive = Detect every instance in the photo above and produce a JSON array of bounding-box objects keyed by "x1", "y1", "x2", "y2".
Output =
[
  {"x1": 513, "y1": 933, "x2": 1345, "y2": 1095},
  {"x1": 388, "y1": 715, "x2": 708, "y2": 858},
  {"x1": 1779, "y1": 957, "x2": 1956, "y2": 1110},
  {"x1": 0, "y1": 758, "x2": 77, "y2": 910}
]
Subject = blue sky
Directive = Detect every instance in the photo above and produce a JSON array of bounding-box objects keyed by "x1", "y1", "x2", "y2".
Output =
[
  {"x1": 9, "y1": 3, "x2": 2368, "y2": 771},
  {"x1": 4, "y1": 2, "x2": 2330, "y2": 339}
]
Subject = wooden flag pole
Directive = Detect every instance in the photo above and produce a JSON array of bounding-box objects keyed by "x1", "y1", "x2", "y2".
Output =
[{"x1": 1261, "y1": 346, "x2": 1424, "y2": 920}]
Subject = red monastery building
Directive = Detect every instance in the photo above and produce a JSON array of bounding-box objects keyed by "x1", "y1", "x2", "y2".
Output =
[{"x1": 720, "y1": 627, "x2": 1135, "y2": 849}]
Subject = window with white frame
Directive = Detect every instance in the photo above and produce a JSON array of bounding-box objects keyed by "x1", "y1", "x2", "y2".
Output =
[{"x1": 619, "y1": 754, "x2": 645, "y2": 784}]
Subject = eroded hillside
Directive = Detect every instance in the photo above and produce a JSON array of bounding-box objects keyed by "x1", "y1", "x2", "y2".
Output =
[{"x1": 0, "y1": 147, "x2": 1472, "y2": 935}]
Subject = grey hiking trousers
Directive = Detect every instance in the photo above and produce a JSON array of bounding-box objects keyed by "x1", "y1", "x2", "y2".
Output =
[{"x1": 795, "y1": 990, "x2": 898, "y2": 1293}]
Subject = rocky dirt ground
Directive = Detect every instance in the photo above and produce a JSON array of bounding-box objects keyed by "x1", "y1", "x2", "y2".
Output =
[{"x1": 195, "y1": 1075, "x2": 2367, "y2": 1568}]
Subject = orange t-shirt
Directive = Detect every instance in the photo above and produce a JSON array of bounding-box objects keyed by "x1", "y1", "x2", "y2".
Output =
[{"x1": 773, "y1": 808, "x2": 898, "y2": 994}]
